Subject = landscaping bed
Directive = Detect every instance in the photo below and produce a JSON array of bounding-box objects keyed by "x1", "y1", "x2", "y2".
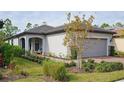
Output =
[{"x1": 0, "y1": 57, "x2": 124, "y2": 82}]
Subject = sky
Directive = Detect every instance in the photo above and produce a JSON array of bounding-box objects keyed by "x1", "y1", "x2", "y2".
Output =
[{"x1": 0, "y1": 11, "x2": 124, "y2": 32}]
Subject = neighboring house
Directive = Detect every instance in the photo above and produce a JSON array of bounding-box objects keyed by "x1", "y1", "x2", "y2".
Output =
[
  {"x1": 6, "y1": 24, "x2": 116, "y2": 58},
  {"x1": 112, "y1": 27, "x2": 124, "y2": 52}
]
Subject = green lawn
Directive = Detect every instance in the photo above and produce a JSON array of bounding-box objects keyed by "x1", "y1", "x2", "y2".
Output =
[
  {"x1": 15, "y1": 76, "x2": 44, "y2": 82},
  {"x1": 11, "y1": 57, "x2": 44, "y2": 82},
  {"x1": 10, "y1": 57, "x2": 124, "y2": 82},
  {"x1": 69, "y1": 70, "x2": 124, "y2": 82},
  {"x1": 12, "y1": 57, "x2": 43, "y2": 76}
]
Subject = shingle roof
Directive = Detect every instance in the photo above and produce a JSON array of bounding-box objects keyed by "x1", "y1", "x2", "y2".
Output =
[
  {"x1": 25, "y1": 25, "x2": 55, "y2": 34},
  {"x1": 6, "y1": 24, "x2": 116, "y2": 40}
]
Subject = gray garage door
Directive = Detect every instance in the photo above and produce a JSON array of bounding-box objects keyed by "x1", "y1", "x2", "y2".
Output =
[{"x1": 83, "y1": 38, "x2": 107, "y2": 57}]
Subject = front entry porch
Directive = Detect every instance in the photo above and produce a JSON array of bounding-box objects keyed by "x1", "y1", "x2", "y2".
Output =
[
  {"x1": 29, "y1": 38, "x2": 43, "y2": 54},
  {"x1": 19, "y1": 35, "x2": 45, "y2": 55}
]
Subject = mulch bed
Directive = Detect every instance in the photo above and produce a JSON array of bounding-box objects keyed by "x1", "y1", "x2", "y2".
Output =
[
  {"x1": 67, "y1": 67, "x2": 83, "y2": 73},
  {"x1": 0, "y1": 74, "x2": 27, "y2": 82}
]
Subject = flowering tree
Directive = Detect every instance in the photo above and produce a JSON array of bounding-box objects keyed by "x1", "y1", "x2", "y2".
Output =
[{"x1": 64, "y1": 13, "x2": 94, "y2": 69}]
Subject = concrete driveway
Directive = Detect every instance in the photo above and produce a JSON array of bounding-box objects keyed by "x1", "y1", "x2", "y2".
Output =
[{"x1": 86, "y1": 56, "x2": 124, "y2": 64}]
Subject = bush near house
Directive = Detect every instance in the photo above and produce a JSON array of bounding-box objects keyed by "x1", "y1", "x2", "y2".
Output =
[
  {"x1": 0, "y1": 43, "x2": 24, "y2": 66},
  {"x1": 13, "y1": 46, "x2": 25, "y2": 57},
  {"x1": 115, "y1": 51, "x2": 124, "y2": 57},
  {"x1": 81, "y1": 59, "x2": 123, "y2": 72},
  {"x1": 21, "y1": 51, "x2": 47, "y2": 64},
  {"x1": 82, "y1": 59, "x2": 96, "y2": 72},
  {"x1": 43, "y1": 60, "x2": 68, "y2": 81},
  {"x1": 95, "y1": 61, "x2": 124, "y2": 72},
  {"x1": 109, "y1": 46, "x2": 116, "y2": 56}
]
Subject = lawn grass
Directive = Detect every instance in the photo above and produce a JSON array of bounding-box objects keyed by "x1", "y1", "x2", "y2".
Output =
[
  {"x1": 12, "y1": 57, "x2": 43, "y2": 76},
  {"x1": 69, "y1": 70, "x2": 124, "y2": 82},
  {"x1": 9, "y1": 57, "x2": 124, "y2": 82},
  {"x1": 15, "y1": 76, "x2": 45, "y2": 82}
]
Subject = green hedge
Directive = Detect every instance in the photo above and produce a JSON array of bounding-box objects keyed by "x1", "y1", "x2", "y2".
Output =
[
  {"x1": 43, "y1": 60, "x2": 68, "y2": 81},
  {"x1": 13, "y1": 45, "x2": 25, "y2": 57},
  {"x1": 82, "y1": 59, "x2": 124, "y2": 72},
  {"x1": 0, "y1": 43, "x2": 24, "y2": 66},
  {"x1": 21, "y1": 51, "x2": 47, "y2": 64},
  {"x1": 82, "y1": 59, "x2": 96, "y2": 72},
  {"x1": 95, "y1": 61, "x2": 124, "y2": 72}
]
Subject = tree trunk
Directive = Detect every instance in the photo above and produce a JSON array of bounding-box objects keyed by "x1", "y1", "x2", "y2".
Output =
[
  {"x1": 77, "y1": 51, "x2": 82, "y2": 69},
  {"x1": 0, "y1": 53, "x2": 3, "y2": 67}
]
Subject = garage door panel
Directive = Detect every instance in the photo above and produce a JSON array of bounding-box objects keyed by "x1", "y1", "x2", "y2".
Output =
[{"x1": 83, "y1": 38, "x2": 107, "y2": 57}]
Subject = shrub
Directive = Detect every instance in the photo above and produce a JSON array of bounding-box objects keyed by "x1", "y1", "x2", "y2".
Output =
[
  {"x1": 0, "y1": 72, "x2": 3, "y2": 80},
  {"x1": 21, "y1": 54, "x2": 46, "y2": 64},
  {"x1": 0, "y1": 43, "x2": 14, "y2": 66},
  {"x1": 65, "y1": 61, "x2": 76, "y2": 67},
  {"x1": 95, "y1": 61, "x2": 123, "y2": 72},
  {"x1": 115, "y1": 51, "x2": 124, "y2": 57},
  {"x1": 13, "y1": 46, "x2": 25, "y2": 57},
  {"x1": 43, "y1": 60, "x2": 68, "y2": 81},
  {"x1": 82, "y1": 61, "x2": 96, "y2": 72},
  {"x1": 0, "y1": 43, "x2": 24, "y2": 66},
  {"x1": 87, "y1": 59, "x2": 95, "y2": 63},
  {"x1": 109, "y1": 46, "x2": 116, "y2": 56},
  {"x1": 20, "y1": 70, "x2": 29, "y2": 77},
  {"x1": 82, "y1": 59, "x2": 96, "y2": 72}
]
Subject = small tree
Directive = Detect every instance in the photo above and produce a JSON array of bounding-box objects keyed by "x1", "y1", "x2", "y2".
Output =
[
  {"x1": 113, "y1": 22, "x2": 124, "y2": 27},
  {"x1": 100, "y1": 23, "x2": 110, "y2": 29},
  {"x1": 64, "y1": 13, "x2": 94, "y2": 69},
  {"x1": 25, "y1": 22, "x2": 32, "y2": 31}
]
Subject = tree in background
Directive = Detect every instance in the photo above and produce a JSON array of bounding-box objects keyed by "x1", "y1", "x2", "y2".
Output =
[
  {"x1": 93, "y1": 24, "x2": 99, "y2": 28},
  {"x1": 64, "y1": 13, "x2": 94, "y2": 69},
  {"x1": 100, "y1": 23, "x2": 110, "y2": 29},
  {"x1": 0, "y1": 18, "x2": 20, "y2": 38},
  {"x1": 0, "y1": 20, "x2": 4, "y2": 29},
  {"x1": 0, "y1": 32, "x2": 5, "y2": 45},
  {"x1": 113, "y1": 22, "x2": 124, "y2": 27},
  {"x1": 0, "y1": 20, "x2": 4, "y2": 45},
  {"x1": 33, "y1": 24, "x2": 39, "y2": 28},
  {"x1": 25, "y1": 22, "x2": 32, "y2": 31}
]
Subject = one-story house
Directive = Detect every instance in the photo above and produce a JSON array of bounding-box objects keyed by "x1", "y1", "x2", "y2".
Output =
[{"x1": 6, "y1": 24, "x2": 116, "y2": 58}]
